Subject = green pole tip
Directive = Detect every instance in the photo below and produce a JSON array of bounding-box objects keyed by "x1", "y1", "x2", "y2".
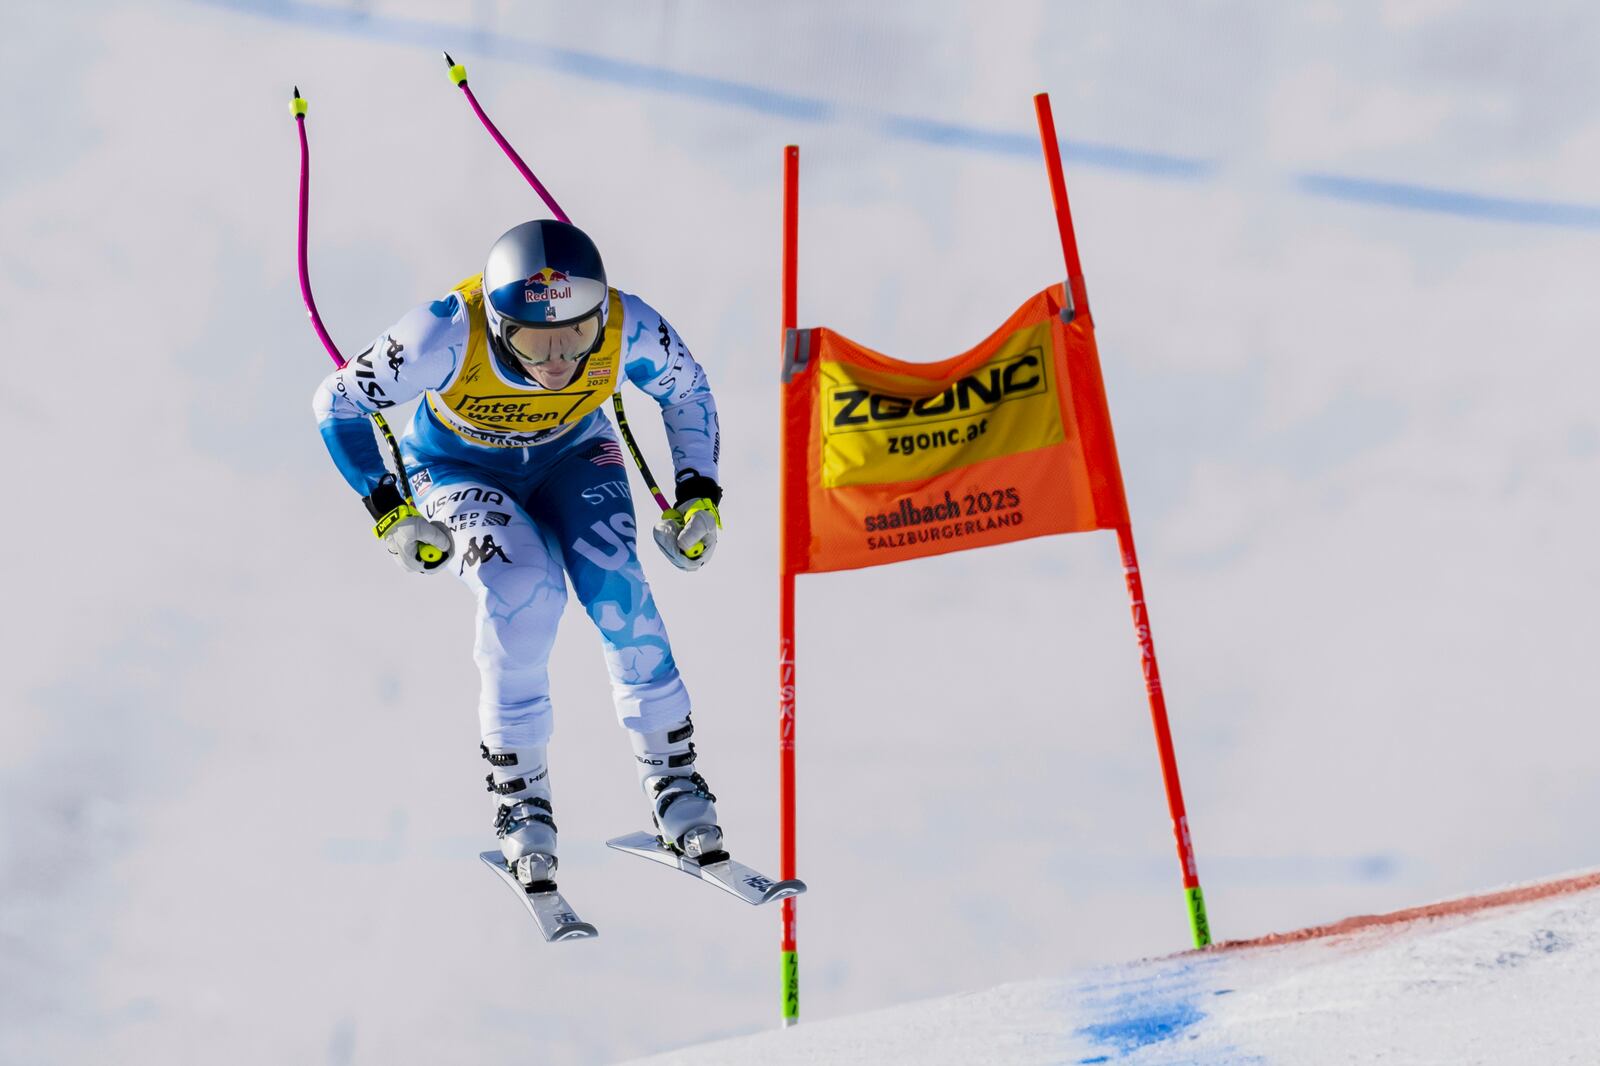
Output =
[
  {"x1": 443, "y1": 51, "x2": 468, "y2": 84},
  {"x1": 289, "y1": 88, "x2": 308, "y2": 117}
]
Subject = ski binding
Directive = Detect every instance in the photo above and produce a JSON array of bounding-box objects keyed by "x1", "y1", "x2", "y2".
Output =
[
  {"x1": 605, "y1": 831, "x2": 807, "y2": 906},
  {"x1": 478, "y1": 851, "x2": 598, "y2": 942}
]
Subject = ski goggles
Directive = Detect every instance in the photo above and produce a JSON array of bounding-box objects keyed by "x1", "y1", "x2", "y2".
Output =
[{"x1": 504, "y1": 311, "x2": 602, "y2": 366}]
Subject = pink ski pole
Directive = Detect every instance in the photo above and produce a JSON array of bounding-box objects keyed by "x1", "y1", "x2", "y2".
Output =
[
  {"x1": 292, "y1": 87, "x2": 347, "y2": 369},
  {"x1": 444, "y1": 54, "x2": 571, "y2": 224},
  {"x1": 442, "y1": 54, "x2": 671, "y2": 514},
  {"x1": 290, "y1": 87, "x2": 417, "y2": 505}
]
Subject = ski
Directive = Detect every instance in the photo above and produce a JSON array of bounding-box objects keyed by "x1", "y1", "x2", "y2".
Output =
[
  {"x1": 605, "y1": 831, "x2": 807, "y2": 906},
  {"x1": 478, "y1": 851, "x2": 599, "y2": 942}
]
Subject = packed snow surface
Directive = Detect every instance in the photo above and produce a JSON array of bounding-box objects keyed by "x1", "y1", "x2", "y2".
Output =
[{"x1": 625, "y1": 874, "x2": 1600, "y2": 1065}]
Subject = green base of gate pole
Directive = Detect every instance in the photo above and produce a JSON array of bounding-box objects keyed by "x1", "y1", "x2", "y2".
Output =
[
  {"x1": 1186, "y1": 886, "x2": 1212, "y2": 948},
  {"x1": 781, "y1": 950, "x2": 799, "y2": 1027}
]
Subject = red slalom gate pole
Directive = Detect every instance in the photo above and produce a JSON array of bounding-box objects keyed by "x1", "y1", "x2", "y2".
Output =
[
  {"x1": 1032, "y1": 92, "x2": 1211, "y2": 948},
  {"x1": 1032, "y1": 93, "x2": 1090, "y2": 323},
  {"x1": 1115, "y1": 525, "x2": 1210, "y2": 946},
  {"x1": 778, "y1": 144, "x2": 801, "y2": 1026}
]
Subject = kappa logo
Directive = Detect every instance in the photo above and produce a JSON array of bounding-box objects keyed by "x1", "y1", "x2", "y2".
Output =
[
  {"x1": 459, "y1": 534, "x2": 513, "y2": 573},
  {"x1": 652, "y1": 319, "x2": 690, "y2": 394},
  {"x1": 828, "y1": 352, "x2": 1045, "y2": 432},
  {"x1": 384, "y1": 336, "x2": 405, "y2": 380}
]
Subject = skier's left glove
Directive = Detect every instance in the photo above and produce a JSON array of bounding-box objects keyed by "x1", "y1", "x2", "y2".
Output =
[
  {"x1": 653, "y1": 476, "x2": 722, "y2": 572},
  {"x1": 363, "y1": 474, "x2": 453, "y2": 574}
]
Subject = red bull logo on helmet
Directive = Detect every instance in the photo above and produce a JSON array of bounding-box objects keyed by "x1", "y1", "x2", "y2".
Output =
[{"x1": 523, "y1": 268, "x2": 572, "y2": 304}]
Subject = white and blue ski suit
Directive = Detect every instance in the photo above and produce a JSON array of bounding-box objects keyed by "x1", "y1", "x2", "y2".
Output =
[{"x1": 312, "y1": 275, "x2": 719, "y2": 755}]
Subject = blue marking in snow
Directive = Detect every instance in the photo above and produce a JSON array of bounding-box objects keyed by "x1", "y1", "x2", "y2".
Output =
[
  {"x1": 1294, "y1": 172, "x2": 1600, "y2": 230},
  {"x1": 877, "y1": 113, "x2": 1037, "y2": 158},
  {"x1": 1067, "y1": 960, "x2": 1262, "y2": 1063},
  {"x1": 197, "y1": 0, "x2": 831, "y2": 121},
  {"x1": 538, "y1": 48, "x2": 833, "y2": 123},
  {"x1": 879, "y1": 114, "x2": 1215, "y2": 180},
  {"x1": 195, "y1": 0, "x2": 1600, "y2": 230},
  {"x1": 1077, "y1": 1001, "x2": 1205, "y2": 1058},
  {"x1": 234, "y1": 0, "x2": 1206, "y2": 180},
  {"x1": 1354, "y1": 853, "x2": 1399, "y2": 882}
]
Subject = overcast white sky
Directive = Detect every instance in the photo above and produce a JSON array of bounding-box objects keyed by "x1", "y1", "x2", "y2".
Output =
[{"x1": 2, "y1": 2, "x2": 1598, "y2": 1063}]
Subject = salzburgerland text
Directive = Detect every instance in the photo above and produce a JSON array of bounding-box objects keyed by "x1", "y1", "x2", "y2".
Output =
[{"x1": 866, "y1": 511, "x2": 1023, "y2": 551}]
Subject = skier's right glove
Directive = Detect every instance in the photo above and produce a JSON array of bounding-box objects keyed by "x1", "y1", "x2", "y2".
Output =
[{"x1": 363, "y1": 474, "x2": 453, "y2": 574}]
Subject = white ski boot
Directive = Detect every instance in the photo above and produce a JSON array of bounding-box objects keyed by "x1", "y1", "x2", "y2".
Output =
[
  {"x1": 630, "y1": 719, "x2": 723, "y2": 860},
  {"x1": 483, "y1": 744, "x2": 558, "y2": 887},
  {"x1": 630, "y1": 719, "x2": 724, "y2": 860}
]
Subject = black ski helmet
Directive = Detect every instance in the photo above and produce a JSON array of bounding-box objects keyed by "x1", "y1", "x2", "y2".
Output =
[{"x1": 482, "y1": 220, "x2": 608, "y2": 370}]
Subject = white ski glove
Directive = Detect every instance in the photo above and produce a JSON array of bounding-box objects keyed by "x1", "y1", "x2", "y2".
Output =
[
  {"x1": 653, "y1": 497, "x2": 720, "y2": 572},
  {"x1": 383, "y1": 513, "x2": 454, "y2": 573},
  {"x1": 364, "y1": 474, "x2": 453, "y2": 574}
]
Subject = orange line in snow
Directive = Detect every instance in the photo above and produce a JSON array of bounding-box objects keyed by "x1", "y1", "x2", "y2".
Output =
[{"x1": 1210, "y1": 870, "x2": 1600, "y2": 951}]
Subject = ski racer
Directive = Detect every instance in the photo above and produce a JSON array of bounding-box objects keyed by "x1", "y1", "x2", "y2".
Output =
[{"x1": 311, "y1": 220, "x2": 725, "y2": 888}]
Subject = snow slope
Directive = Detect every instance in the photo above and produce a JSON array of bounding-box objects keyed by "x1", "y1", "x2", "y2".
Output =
[{"x1": 625, "y1": 872, "x2": 1600, "y2": 1065}]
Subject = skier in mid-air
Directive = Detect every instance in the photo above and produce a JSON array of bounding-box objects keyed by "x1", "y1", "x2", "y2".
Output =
[{"x1": 312, "y1": 220, "x2": 725, "y2": 891}]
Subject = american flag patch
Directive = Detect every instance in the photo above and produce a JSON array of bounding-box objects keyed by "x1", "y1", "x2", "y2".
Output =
[{"x1": 591, "y1": 441, "x2": 627, "y2": 469}]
